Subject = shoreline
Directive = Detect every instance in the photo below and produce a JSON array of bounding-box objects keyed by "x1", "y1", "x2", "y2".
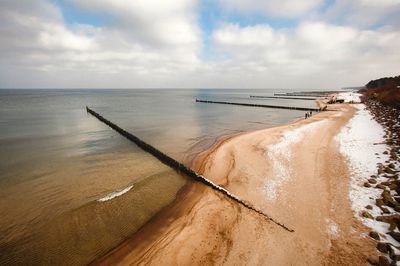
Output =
[
  {"x1": 90, "y1": 128, "x2": 244, "y2": 265},
  {"x1": 93, "y1": 101, "x2": 378, "y2": 265},
  {"x1": 91, "y1": 113, "x2": 308, "y2": 265}
]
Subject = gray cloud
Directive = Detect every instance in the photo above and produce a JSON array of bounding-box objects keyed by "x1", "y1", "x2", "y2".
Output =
[
  {"x1": 211, "y1": 21, "x2": 400, "y2": 87},
  {"x1": 0, "y1": 0, "x2": 399, "y2": 89},
  {"x1": 321, "y1": 0, "x2": 400, "y2": 29},
  {"x1": 218, "y1": 0, "x2": 323, "y2": 18}
]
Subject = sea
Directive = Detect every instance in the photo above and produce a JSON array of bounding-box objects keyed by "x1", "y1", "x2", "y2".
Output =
[{"x1": 0, "y1": 88, "x2": 316, "y2": 265}]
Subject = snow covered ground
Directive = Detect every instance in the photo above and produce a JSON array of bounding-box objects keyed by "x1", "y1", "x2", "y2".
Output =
[
  {"x1": 337, "y1": 92, "x2": 363, "y2": 103},
  {"x1": 336, "y1": 104, "x2": 398, "y2": 244},
  {"x1": 264, "y1": 120, "x2": 327, "y2": 202}
]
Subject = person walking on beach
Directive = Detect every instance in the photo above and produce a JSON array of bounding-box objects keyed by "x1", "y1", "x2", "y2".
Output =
[{"x1": 305, "y1": 113, "x2": 308, "y2": 119}]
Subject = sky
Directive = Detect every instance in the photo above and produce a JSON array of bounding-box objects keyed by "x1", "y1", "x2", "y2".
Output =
[{"x1": 0, "y1": 0, "x2": 399, "y2": 89}]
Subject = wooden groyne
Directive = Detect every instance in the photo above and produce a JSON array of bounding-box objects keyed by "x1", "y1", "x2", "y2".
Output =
[
  {"x1": 196, "y1": 99, "x2": 320, "y2": 112},
  {"x1": 274, "y1": 93, "x2": 328, "y2": 97},
  {"x1": 86, "y1": 107, "x2": 294, "y2": 232},
  {"x1": 250, "y1": 95, "x2": 316, "y2": 100}
]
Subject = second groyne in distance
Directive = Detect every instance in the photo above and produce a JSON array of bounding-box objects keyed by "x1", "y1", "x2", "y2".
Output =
[
  {"x1": 274, "y1": 93, "x2": 328, "y2": 97},
  {"x1": 250, "y1": 95, "x2": 317, "y2": 100},
  {"x1": 86, "y1": 107, "x2": 294, "y2": 232},
  {"x1": 196, "y1": 99, "x2": 320, "y2": 112}
]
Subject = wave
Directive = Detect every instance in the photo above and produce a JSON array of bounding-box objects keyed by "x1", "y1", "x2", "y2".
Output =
[{"x1": 97, "y1": 185, "x2": 133, "y2": 202}]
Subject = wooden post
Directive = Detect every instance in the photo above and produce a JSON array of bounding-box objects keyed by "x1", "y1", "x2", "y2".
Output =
[{"x1": 195, "y1": 99, "x2": 319, "y2": 112}]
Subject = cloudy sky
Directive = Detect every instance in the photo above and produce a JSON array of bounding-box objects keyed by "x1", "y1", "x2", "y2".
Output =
[{"x1": 0, "y1": 0, "x2": 399, "y2": 89}]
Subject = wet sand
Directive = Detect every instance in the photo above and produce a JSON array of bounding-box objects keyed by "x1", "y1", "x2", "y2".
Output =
[{"x1": 93, "y1": 104, "x2": 377, "y2": 265}]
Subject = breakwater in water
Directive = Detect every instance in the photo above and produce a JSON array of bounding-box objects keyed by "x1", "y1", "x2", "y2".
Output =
[
  {"x1": 274, "y1": 91, "x2": 338, "y2": 97},
  {"x1": 196, "y1": 99, "x2": 320, "y2": 112},
  {"x1": 250, "y1": 95, "x2": 316, "y2": 100},
  {"x1": 86, "y1": 106, "x2": 294, "y2": 232}
]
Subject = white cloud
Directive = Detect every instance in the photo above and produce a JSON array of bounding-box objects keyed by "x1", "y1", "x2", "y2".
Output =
[
  {"x1": 69, "y1": 0, "x2": 200, "y2": 48},
  {"x1": 218, "y1": 0, "x2": 323, "y2": 17},
  {"x1": 0, "y1": 0, "x2": 204, "y2": 88},
  {"x1": 38, "y1": 24, "x2": 95, "y2": 51},
  {"x1": 359, "y1": 0, "x2": 400, "y2": 7},
  {"x1": 211, "y1": 21, "x2": 400, "y2": 87},
  {"x1": 322, "y1": 0, "x2": 400, "y2": 28},
  {"x1": 213, "y1": 24, "x2": 277, "y2": 47},
  {"x1": 0, "y1": 0, "x2": 399, "y2": 89}
]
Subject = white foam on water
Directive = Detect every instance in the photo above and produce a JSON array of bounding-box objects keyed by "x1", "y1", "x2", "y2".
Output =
[{"x1": 97, "y1": 185, "x2": 133, "y2": 202}]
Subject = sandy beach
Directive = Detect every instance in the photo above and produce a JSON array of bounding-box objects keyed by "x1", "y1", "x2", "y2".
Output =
[
  {"x1": 1, "y1": 2, "x2": 399, "y2": 264},
  {"x1": 92, "y1": 102, "x2": 381, "y2": 265}
]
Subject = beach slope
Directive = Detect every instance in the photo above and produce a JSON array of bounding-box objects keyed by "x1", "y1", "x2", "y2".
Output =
[{"x1": 94, "y1": 104, "x2": 377, "y2": 265}]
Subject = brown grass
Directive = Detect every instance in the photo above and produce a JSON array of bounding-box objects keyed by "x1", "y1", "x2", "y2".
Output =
[{"x1": 363, "y1": 75, "x2": 400, "y2": 107}]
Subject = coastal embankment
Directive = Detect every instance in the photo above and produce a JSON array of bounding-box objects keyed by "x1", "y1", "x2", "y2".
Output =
[
  {"x1": 93, "y1": 100, "x2": 379, "y2": 265},
  {"x1": 338, "y1": 99, "x2": 400, "y2": 264}
]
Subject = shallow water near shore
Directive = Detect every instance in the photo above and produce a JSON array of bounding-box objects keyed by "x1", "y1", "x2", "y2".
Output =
[{"x1": 0, "y1": 88, "x2": 312, "y2": 265}]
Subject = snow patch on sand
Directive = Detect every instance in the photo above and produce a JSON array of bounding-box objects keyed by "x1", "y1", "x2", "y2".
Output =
[
  {"x1": 326, "y1": 219, "x2": 339, "y2": 236},
  {"x1": 336, "y1": 104, "x2": 393, "y2": 240},
  {"x1": 337, "y1": 92, "x2": 362, "y2": 103},
  {"x1": 264, "y1": 120, "x2": 327, "y2": 202}
]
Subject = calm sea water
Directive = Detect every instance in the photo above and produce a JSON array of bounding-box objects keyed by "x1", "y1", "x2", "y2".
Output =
[{"x1": 0, "y1": 89, "x2": 312, "y2": 265}]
